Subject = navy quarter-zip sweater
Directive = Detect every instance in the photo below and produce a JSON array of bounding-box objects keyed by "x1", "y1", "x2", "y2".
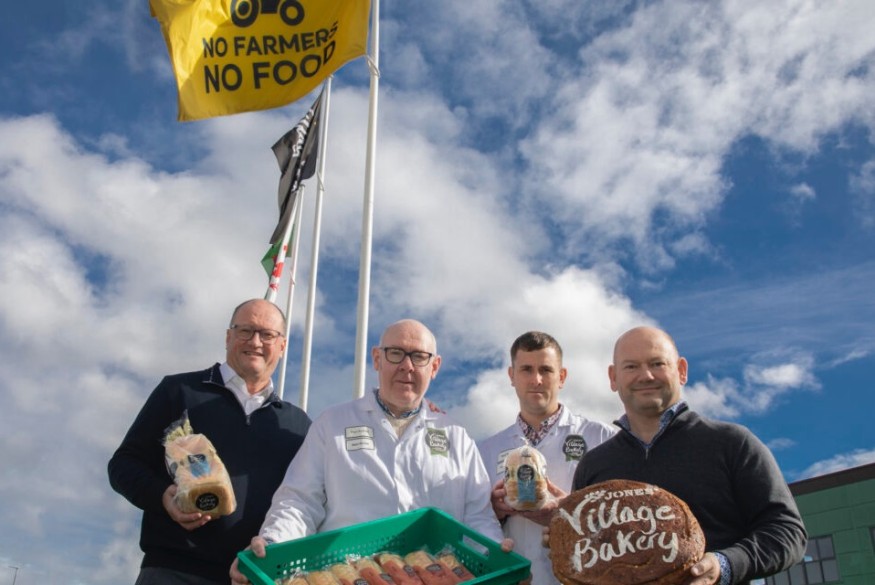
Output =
[{"x1": 108, "y1": 364, "x2": 311, "y2": 582}]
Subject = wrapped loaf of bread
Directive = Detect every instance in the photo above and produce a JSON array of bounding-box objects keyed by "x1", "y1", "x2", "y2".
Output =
[
  {"x1": 375, "y1": 553, "x2": 425, "y2": 585},
  {"x1": 504, "y1": 444, "x2": 550, "y2": 510},
  {"x1": 436, "y1": 552, "x2": 475, "y2": 582},
  {"x1": 404, "y1": 550, "x2": 460, "y2": 585},
  {"x1": 163, "y1": 413, "x2": 236, "y2": 517},
  {"x1": 330, "y1": 562, "x2": 369, "y2": 585},
  {"x1": 353, "y1": 557, "x2": 396, "y2": 585},
  {"x1": 548, "y1": 479, "x2": 706, "y2": 585}
]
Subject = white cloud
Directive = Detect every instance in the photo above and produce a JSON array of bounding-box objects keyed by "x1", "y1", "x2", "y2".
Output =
[
  {"x1": 797, "y1": 449, "x2": 875, "y2": 480},
  {"x1": 745, "y1": 361, "x2": 816, "y2": 389},
  {"x1": 520, "y1": 0, "x2": 875, "y2": 270},
  {"x1": 789, "y1": 183, "x2": 815, "y2": 202},
  {"x1": 684, "y1": 353, "x2": 819, "y2": 418},
  {"x1": 669, "y1": 232, "x2": 715, "y2": 259},
  {"x1": 766, "y1": 438, "x2": 797, "y2": 451},
  {"x1": 826, "y1": 348, "x2": 870, "y2": 368},
  {"x1": 742, "y1": 353, "x2": 820, "y2": 413},
  {"x1": 684, "y1": 375, "x2": 743, "y2": 419}
]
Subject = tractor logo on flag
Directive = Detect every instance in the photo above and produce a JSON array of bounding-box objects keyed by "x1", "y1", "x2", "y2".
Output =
[{"x1": 231, "y1": 0, "x2": 304, "y2": 27}]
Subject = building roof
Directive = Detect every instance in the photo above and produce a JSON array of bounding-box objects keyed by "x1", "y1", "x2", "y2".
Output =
[{"x1": 790, "y1": 462, "x2": 875, "y2": 496}]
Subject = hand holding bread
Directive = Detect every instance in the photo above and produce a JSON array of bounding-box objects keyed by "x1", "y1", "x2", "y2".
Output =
[
  {"x1": 162, "y1": 484, "x2": 211, "y2": 531},
  {"x1": 513, "y1": 478, "x2": 566, "y2": 526},
  {"x1": 163, "y1": 412, "x2": 237, "y2": 519}
]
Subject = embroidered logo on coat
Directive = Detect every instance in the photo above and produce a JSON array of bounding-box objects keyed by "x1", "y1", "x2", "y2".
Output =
[
  {"x1": 563, "y1": 434, "x2": 587, "y2": 461},
  {"x1": 425, "y1": 428, "x2": 449, "y2": 457}
]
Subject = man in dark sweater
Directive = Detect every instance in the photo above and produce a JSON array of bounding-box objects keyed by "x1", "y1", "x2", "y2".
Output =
[
  {"x1": 571, "y1": 326, "x2": 806, "y2": 585},
  {"x1": 108, "y1": 299, "x2": 311, "y2": 585}
]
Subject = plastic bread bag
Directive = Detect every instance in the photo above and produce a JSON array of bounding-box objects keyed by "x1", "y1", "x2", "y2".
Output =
[
  {"x1": 375, "y1": 552, "x2": 425, "y2": 585},
  {"x1": 434, "y1": 546, "x2": 476, "y2": 582},
  {"x1": 435, "y1": 544, "x2": 476, "y2": 582},
  {"x1": 163, "y1": 411, "x2": 237, "y2": 517},
  {"x1": 502, "y1": 442, "x2": 554, "y2": 511},
  {"x1": 353, "y1": 555, "x2": 396, "y2": 585},
  {"x1": 403, "y1": 550, "x2": 461, "y2": 585},
  {"x1": 330, "y1": 561, "x2": 370, "y2": 585}
]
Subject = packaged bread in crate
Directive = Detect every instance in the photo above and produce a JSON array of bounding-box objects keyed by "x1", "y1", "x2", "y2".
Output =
[{"x1": 237, "y1": 508, "x2": 530, "y2": 585}]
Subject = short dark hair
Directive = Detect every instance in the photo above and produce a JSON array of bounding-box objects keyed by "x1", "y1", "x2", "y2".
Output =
[{"x1": 510, "y1": 331, "x2": 563, "y2": 363}]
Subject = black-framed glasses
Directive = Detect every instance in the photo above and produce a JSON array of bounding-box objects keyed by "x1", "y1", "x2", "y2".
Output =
[
  {"x1": 381, "y1": 347, "x2": 434, "y2": 367},
  {"x1": 230, "y1": 325, "x2": 284, "y2": 344}
]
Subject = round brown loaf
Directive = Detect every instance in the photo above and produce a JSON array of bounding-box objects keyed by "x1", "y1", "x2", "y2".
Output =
[{"x1": 549, "y1": 479, "x2": 705, "y2": 585}]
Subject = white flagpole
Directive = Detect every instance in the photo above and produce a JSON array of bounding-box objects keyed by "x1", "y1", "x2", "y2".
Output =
[
  {"x1": 264, "y1": 189, "x2": 301, "y2": 303},
  {"x1": 275, "y1": 189, "x2": 305, "y2": 399},
  {"x1": 353, "y1": 0, "x2": 380, "y2": 399},
  {"x1": 298, "y1": 80, "x2": 332, "y2": 412}
]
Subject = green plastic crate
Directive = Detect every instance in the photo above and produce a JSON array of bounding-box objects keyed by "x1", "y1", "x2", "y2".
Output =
[{"x1": 237, "y1": 507, "x2": 531, "y2": 585}]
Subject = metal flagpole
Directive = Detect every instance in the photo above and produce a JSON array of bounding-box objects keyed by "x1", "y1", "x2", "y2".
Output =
[
  {"x1": 298, "y1": 79, "x2": 332, "y2": 412},
  {"x1": 352, "y1": 0, "x2": 380, "y2": 398},
  {"x1": 275, "y1": 190, "x2": 305, "y2": 399}
]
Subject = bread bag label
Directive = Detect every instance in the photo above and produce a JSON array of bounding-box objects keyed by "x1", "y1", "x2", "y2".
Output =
[
  {"x1": 188, "y1": 453, "x2": 210, "y2": 477},
  {"x1": 513, "y1": 463, "x2": 538, "y2": 503},
  {"x1": 195, "y1": 492, "x2": 220, "y2": 511}
]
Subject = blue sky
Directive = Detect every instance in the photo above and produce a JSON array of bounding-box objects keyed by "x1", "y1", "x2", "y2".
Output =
[{"x1": 1, "y1": 0, "x2": 874, "y2": 583}]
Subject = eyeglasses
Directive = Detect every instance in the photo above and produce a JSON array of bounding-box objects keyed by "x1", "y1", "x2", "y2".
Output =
[
  {"x1": 230, "y1": 325, "x2": 284, "y2": 344},
  {"x1": 381, "y1": 347, "x2": 434, "y2": 367}
]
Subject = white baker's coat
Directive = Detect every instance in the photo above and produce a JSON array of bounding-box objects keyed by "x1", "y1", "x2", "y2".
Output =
[
  {"x1": 477, "y1": 407, "x2": 616, "y2": 585},
  {"x1": 260, "y1": 390, "x2": 504, "y2": 543}
]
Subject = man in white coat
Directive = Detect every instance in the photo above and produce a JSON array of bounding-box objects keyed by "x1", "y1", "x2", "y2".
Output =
[
  {"x1": 231, "y1": 319, "x2": 509, "y2": 584},
  {"x1": 477, "y1": 331, "x2": 615, "y2": 585}
]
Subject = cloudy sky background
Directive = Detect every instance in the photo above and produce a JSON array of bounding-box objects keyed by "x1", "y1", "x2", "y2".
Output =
[{"x1": 2, "y1": 0, "x2": 875, "y2": 583}]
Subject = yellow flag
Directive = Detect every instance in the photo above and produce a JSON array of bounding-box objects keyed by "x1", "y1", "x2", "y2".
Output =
[{"x1": 150, "y1": 0, "x2": 370, "y2": 121}]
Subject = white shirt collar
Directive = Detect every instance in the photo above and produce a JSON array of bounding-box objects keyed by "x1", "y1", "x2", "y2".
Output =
[{"x1": 220, "y1": 362, "x2": 274, "y2": 415}]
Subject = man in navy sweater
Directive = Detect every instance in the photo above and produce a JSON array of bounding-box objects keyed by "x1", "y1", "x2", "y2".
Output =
[
  {"x1": 108, "y1": 299, "x2": 311, "y2": 585},
  {"x1": 571, "y1": 326, "x2": 806, "y2": 585}
]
